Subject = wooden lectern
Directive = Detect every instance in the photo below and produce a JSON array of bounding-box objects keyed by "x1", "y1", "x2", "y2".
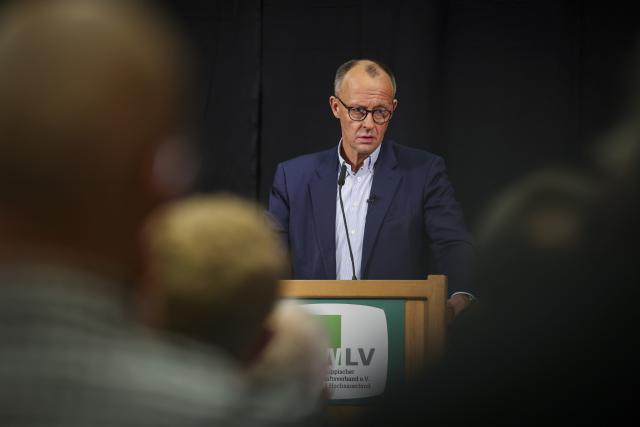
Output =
[{"x1": 278, "y1": 275, "x2": 447, "y2": 419}]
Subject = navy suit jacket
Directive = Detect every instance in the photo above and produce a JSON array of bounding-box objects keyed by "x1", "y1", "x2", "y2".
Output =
[{"x1": 268, "y1": 140, "x2": 475, "y2": 295}]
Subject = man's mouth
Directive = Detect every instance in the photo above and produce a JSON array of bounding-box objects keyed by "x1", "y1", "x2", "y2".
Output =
[{"x1": 356, "y1": 135, "x2": 375, "y2": 142}]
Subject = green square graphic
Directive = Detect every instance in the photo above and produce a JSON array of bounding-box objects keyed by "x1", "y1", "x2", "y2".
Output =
[{"x1": 316, "y1": 314, "x2": 341, "y2": 348}]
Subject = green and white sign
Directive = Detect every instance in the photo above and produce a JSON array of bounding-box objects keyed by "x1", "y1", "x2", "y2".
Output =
[{"x1": 301, "y1": 303, "x2": 389, "y2": 400}]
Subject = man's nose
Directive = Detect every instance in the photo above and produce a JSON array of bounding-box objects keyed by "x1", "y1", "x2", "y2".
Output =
[{"x1": 362, "y1": 112, "x2": 375, "y2": 128}]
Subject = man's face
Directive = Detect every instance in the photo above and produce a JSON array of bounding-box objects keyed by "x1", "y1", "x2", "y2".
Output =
[{"x1": 329, "y1": 67, "x2": 397, "y2": 165}]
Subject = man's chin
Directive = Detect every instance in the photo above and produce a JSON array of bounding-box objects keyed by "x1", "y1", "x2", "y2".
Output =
[
  {"x1": 343, "y1": 140, "x2": 381, "y2": 161},
  {"x1": 354, "y1": 141, "x2": 380, "y2": 154}
]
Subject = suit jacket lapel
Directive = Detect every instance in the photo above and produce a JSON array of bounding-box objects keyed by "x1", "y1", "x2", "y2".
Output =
[
  {"x1": 309, "y1": 150, "x2": 338, "y2": 279},
  {"x1": 361, "y1": 141, "x2": 401, "y2": 278}
]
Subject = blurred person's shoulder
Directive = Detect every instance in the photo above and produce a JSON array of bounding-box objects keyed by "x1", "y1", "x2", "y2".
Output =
[
  {"x1": 121, "y1": 328, "x2": 247, "y2": 397},
  {"x1": 0, "y1": 264, "x2": 252, "y2": 425}
]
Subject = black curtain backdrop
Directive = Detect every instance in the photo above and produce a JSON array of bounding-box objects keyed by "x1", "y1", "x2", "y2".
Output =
[{"x1": 161, "y1": 0, "x2": 640, "y2": 231}]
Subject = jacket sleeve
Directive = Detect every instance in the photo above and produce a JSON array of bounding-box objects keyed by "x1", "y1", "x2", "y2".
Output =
[
  {"x1": 423, "y1": 155, "x2": 476, "y2": 296},
  {"x1": 267, "y1": 163, "x2": 290, "y2": 248}
]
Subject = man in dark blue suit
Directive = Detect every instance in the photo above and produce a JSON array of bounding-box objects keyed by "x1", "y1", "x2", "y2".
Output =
[{"x1": 268, "y1": 59, "x2": 475, "y2": 318}]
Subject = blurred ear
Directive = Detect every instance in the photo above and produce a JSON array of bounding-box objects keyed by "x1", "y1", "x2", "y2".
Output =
[{"x1": 148, "y1": 135, "x2": 199, "y2": 203}]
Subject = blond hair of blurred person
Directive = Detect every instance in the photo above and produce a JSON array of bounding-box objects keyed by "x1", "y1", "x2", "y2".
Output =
[
  {"x1": 142, "y1": 194, "x2": 287, "y2": 363},
  {"x1": 143, "y1": 194, "x2": 331, "y2": 425}
]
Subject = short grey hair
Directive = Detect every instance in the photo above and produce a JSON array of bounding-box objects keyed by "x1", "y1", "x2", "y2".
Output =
[{"x1": 333, "y1": 59, "x2": 397, "y2": 97}]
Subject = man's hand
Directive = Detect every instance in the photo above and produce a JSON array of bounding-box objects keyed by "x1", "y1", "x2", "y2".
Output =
[{"x1": 446, "y1": 293, "x2": 474, "y2": 322}]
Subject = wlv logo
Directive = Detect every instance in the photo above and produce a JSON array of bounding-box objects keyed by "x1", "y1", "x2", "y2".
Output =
[
  {"x1": 302, "y1": 304, "x2": 388, "y2": 400},
  {"x1": 317, "y1": 314, "x2": 376, "y2": 366}
]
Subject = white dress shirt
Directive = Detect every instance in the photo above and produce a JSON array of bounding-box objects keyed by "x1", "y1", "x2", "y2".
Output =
[{"x1": 335, "y1": 144, "x2": 380, "y2": 280}]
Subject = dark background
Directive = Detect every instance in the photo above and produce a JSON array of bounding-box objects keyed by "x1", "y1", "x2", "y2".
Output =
[{"x1": 160, "y1": 0, "x2": 640, "y2": 232}]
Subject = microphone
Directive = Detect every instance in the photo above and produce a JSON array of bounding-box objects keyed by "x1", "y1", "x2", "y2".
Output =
[
  {"x1": 367, "y1": 194, "x2": 377, "y2": 204},
  {"x1": 338, "y1": 163, "x2": 347, "y2": 186},
  {"x1": 337, "y1": 163, "x2": 357, "y2": 280}
]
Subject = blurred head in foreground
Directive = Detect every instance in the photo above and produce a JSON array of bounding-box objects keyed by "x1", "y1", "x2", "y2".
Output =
[
  {"x1": 0, "y1": 0, "x2": 190, "y2": 279},
  {"x1": 355, "y1": 167, "x2": 610, "y2": 426},
  {"x1": 142, "y1": 194, "x2": 287, "y2": 362},
  {"x1": 476, "y1": 169, "x2": 598, "y2": 307}
]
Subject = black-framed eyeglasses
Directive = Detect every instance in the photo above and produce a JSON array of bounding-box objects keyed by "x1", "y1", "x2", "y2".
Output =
[{"x1": 335, "y1": 96, "x2": 393, "y2": 125}]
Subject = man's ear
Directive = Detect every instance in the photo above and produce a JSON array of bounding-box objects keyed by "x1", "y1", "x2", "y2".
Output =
[
  {"x1": 392, "y1": 98, "x2": 399, "y2": 111},
  {"x1": 329, "y1": 96, "x2": 340, "y2": 119}
]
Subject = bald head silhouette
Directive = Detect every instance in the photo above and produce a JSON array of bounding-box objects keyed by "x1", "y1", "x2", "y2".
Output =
[{"x1": 0, "y1": 0, "x2": 188, "y2": 279}]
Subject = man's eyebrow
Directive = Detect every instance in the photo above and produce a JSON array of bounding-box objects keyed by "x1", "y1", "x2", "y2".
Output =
[{"x1": 351, "y1": 103, "x2": 391, "y2": 110}]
